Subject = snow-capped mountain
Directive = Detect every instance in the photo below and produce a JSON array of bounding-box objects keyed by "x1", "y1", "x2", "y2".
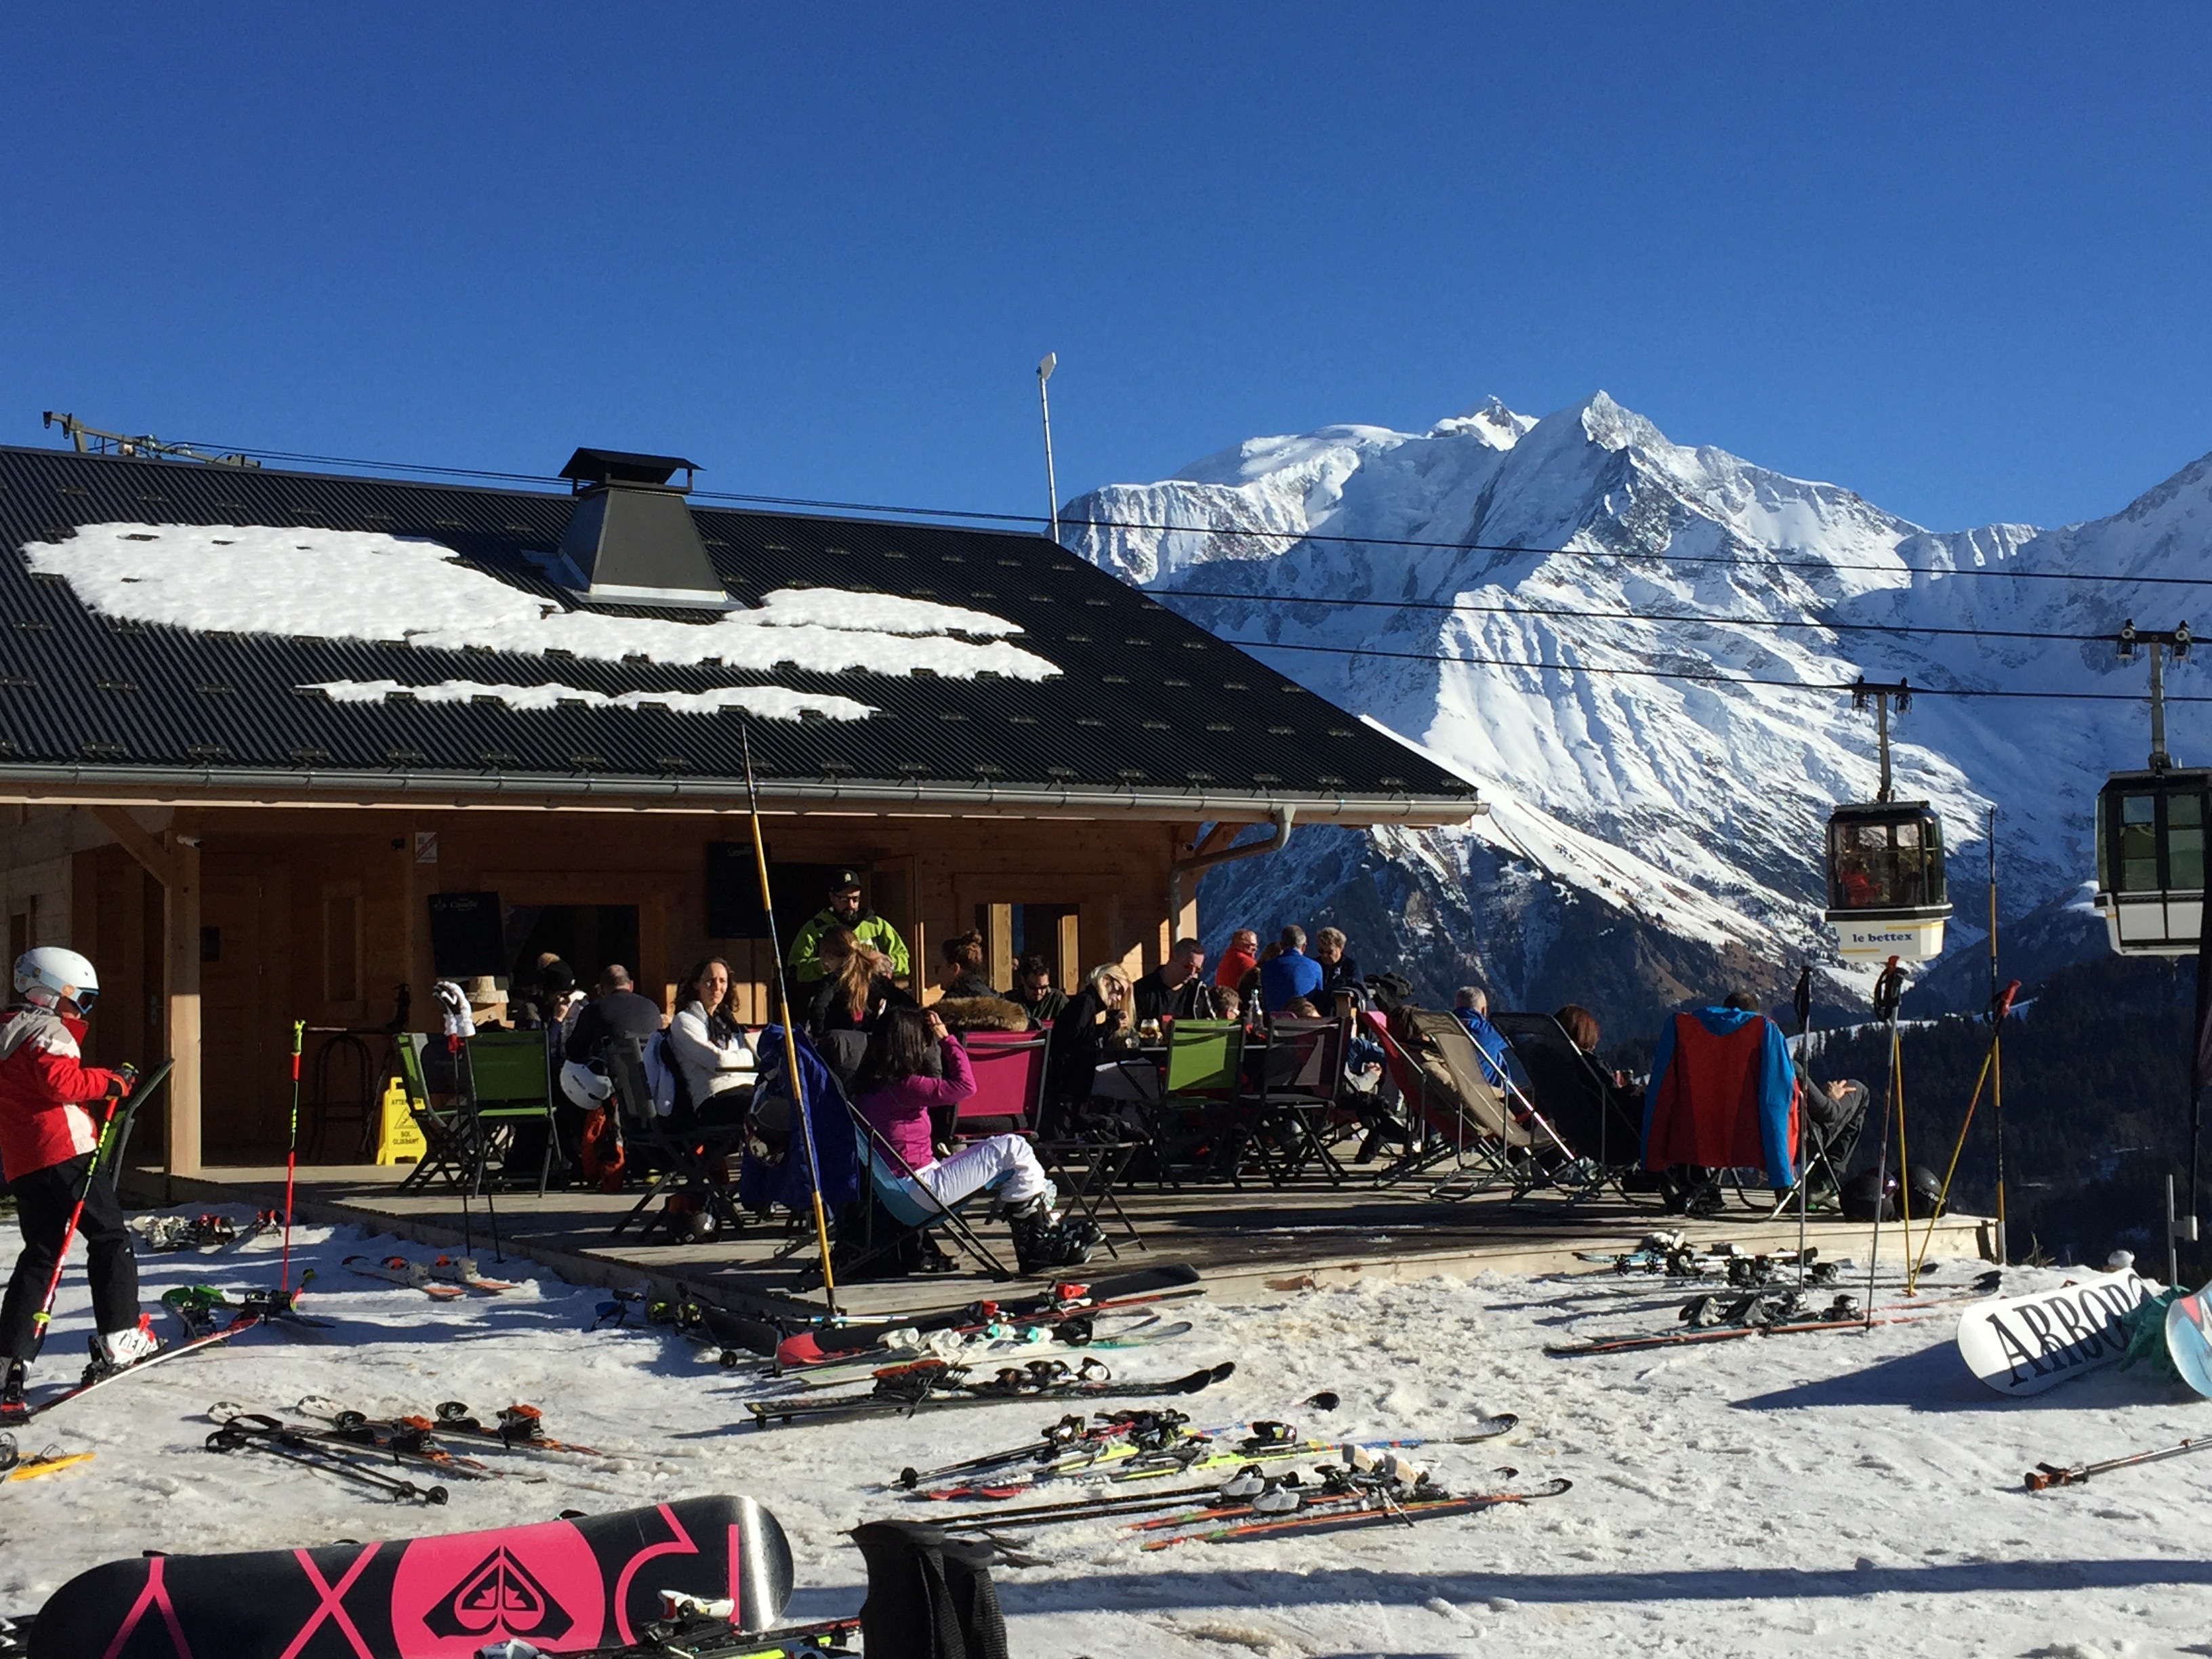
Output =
[{"x1": 1064, "y1": 393, "x2": 2212, "y2": 1029}]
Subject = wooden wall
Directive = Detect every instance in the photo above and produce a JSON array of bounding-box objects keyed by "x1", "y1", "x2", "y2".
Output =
[{"x1": 18, "y1": 804, "x2": 1191, "y2": 1161}]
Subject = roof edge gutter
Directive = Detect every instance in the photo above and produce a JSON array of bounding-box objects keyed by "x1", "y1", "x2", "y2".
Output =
[
  {"x1": 0, "y1": 763, "x2": 1477, "y2": 827},
  {"x1": 1169, "y1": 805, "x2": 1294, "y2": 932}
]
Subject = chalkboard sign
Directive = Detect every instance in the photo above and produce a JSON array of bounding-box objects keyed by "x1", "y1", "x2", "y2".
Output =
[{"x1": 426, "y1": 890, "x2": 505, "y2": 978}]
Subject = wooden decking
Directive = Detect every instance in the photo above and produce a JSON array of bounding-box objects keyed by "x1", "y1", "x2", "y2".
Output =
[{"x1": 129, "y1": 1157, "x2": 1999, "y2": 1332}]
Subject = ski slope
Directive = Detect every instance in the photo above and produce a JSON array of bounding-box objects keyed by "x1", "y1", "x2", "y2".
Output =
[{"x1": 2, "y1": 1208, "x2": 2207, "y2": 1656}]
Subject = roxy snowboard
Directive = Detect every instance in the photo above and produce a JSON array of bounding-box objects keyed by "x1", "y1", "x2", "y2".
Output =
[
  {"x1": 2165, "y1": 1279, "x2": 2212, "y2": 1398},
  {"x1": 28, "y1": 1495, "x2": 791, "y2": 1659},
  {"x1": 1955, "y1": 1267, "x2": 2159, "y2": 1397}
]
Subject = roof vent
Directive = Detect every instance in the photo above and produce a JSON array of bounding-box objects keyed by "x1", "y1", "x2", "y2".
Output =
[{"x1": 551, "y1": 447, "x2": 733, "y2": 609}]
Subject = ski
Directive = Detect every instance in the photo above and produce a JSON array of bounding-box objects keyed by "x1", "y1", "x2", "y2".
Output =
[
  {"x1": 1142, "y1": 1477, "x2": 1574, "y2": 1547},
  {"x1": 794, "y1": 1324, "x2": 1198, "y2": 1393},
  {"x1": 343, "y1": 1254, "x2": 467, "y2": 1299},
  {"x1": 203, "y1": 1414, "x2": 449, "y2": 1504},
  {"x1": 922, "y1": 1412, "x2": 1521, "y2": 1502},
  {"x1": 6, "y1": 1313, "x2": 263, "y2": 1422},
  {"x1": 207, "y1": 1402, "x2": 519, "y2": 1479},
  {"x1": 556, "y1": 1613, "x2": 862, "y2": 1658},
  {"x1": 1547, "y1": 1299, "x2": 1969, "y2": 1356},
  {"x1": 162, "y1": 1279, "x2": 335, "y2": 1338},
  {"x1": 428, "y1": 1254, "x2": 520, "y2": 1293},
  {"x1": 750, "y1": 1361, "x2": 1233, "y2": 1427},
  {"x1": 295, "y1": 1395, "x2": 613, "y2": 1458},
  {"x1": 770, "y1": 1263, "x2": 1206, "y2": 1366},
  {"x1": 783, "y1": 1314, "x2": 1192, "y2": 1389}
]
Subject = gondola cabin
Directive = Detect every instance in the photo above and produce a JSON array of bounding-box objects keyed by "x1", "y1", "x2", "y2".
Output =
[
  {"x1": 1823, "y1": 802, "x2": 1950, "y2": 961},
  {"x1": 2094, "y1": 767, "x2": 2211, "y2": 956}
]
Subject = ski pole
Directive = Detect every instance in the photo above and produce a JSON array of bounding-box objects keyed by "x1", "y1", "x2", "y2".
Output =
[
  {"x1": 740, "y1": 726, "x2": 840, "y2": 1317},
  {"x1": 1864, "y1": 958, "x2": 1904, "y2": 1328},
  {"x1": 25, "y1": 1059, "x2": 167, "y2": 1354},
  {"x1": 1907, "y1": 981, "x2": 2018, "y2": 1290},
  {"x1": 2026, "y1": 1433, "x2": 2212, "y2": 1490},
  {"x1": 281, "y1": 1020, "x2": 303, "y2": 1296},
  {"x1": 28, "y1": 1092, "x2": 123, "y2": 1355}
]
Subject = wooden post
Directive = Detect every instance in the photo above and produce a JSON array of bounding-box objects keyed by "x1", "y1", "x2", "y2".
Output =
[
  {"x1": 90, "y1": 808, "x2": 201, "y2": 1179},
  {"x1": 165, "y1": 833, "x2": 202, "y2": 1179}
]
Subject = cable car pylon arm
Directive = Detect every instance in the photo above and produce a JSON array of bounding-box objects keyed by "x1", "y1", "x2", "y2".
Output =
[
  {"x1": 2117, "y1": 621, "x2": 2192, "y2": 771},
  {"x1": 1848, "y1": 678, "x2": 1912, "y2": 803}
]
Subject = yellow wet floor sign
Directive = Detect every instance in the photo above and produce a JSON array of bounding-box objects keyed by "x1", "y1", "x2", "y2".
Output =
[{"x1": 375, "y1": 1078, "x2": 426, "y2": 1165}]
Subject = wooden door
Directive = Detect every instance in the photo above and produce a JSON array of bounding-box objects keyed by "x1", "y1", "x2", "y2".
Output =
[{"x1": 199, "y1": 854, "x2": 291, "y2": 1157}]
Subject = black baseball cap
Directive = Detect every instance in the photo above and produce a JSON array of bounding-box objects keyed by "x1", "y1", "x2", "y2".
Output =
[{"x1": 829, "y1": 869, "x2": 865, "y2": 893}]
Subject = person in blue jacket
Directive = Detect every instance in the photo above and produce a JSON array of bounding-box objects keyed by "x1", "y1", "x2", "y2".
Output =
[
  {"x1": 1257, "y1": 925, "x2": 1325, "y2": 1012},
  {"x1": 1452, "y1": 985, "x2": 1511, "y2": 1086}
]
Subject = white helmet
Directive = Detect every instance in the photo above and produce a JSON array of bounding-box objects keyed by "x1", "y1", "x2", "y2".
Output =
[
  {"x1": 560, "y1": 1059, "x2": 613, "y2": 1109},
  {"x1": 14, "y1": 946, "x2": 99, "y2": 1013}
]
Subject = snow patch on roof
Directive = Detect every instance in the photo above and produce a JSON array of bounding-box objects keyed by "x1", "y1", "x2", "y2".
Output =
[
  {"x1": 304, "y1": 679, "x2": 878, "y2": 720},
  {"x1": 32, "y1": 524, "x2": 1057, "y2": 680}
]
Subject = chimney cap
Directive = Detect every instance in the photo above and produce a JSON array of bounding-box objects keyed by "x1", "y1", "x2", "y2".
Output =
[{"x1": 559, "y1": 447, "x2": 700, "y2": 489}]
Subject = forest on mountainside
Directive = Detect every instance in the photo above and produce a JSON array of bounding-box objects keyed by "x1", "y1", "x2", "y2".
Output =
[{"x1": 1698, "y1": 955, "x2": 2205, "y2": 1273}]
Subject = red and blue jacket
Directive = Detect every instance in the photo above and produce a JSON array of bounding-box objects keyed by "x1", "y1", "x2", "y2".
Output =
[{"x1": 1641, "y1": 1006, "x2": 1799, "y2": 1187}]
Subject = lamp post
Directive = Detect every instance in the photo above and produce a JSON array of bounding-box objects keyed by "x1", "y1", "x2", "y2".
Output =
[{"x1": 1038, "y1": 352, "x2": 1060, "y2": 544}]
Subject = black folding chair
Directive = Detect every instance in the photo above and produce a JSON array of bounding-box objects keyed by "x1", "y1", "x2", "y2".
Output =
[
  {"x1": 392, "y1": 1033, "x2": 479, "y2": 1195},
  {"x1": 604, "y1": 1035, "x2": 745, "y2": 1242},
  {"x1": 1250, "y1": 1017, "x2": 1352, "y2": 1186}
]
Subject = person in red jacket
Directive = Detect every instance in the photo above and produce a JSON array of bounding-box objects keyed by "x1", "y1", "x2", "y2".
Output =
[{"x1": 0, "y1": 947, "x2": 147, "y2": 1418}]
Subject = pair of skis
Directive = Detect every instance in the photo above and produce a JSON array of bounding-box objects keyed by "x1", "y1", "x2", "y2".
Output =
[
  {"x1": 294, "y1": 1395, "x2": 614, "y2": 1458},
  {"x1": 766, "y1": 1262, "x2": 1206, "y2": 1368},
  {"x1": 1547, "y1": 1275, "x2": 2003, "y2": 1355},
  {"x1": 203, "y1": 1412, "x2": 450, "y2": 1505},
  {"x1": 343, "y1": 1253, "x2": 520, "y2": 1298},
  {"x1": 3, "y1": 1310, "x2": 265, "y2": 1423},
  {"x1": 208, "y1": 1401, "x2": 521, "y2": 1484},
  {"x1": 748, "y1": 1359, "x2": 1235, "y2": 1427},
  {"x1": 136, "y1": 1210, "x2": 281, "y2": 1254}
]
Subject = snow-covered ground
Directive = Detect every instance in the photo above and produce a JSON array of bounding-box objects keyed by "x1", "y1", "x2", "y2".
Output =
[{"x1": 4, "y1": 1207, "x2": 2208, "y2": 1658}]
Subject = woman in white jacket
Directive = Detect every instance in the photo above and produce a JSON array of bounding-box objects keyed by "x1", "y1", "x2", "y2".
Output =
[{"x1": 668, "y1": 958, "x2": 755, "y2": 1127}]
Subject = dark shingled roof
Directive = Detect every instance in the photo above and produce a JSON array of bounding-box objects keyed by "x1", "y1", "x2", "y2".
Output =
[{"x1": 0, "y1": 443, "x2": 1475, "y2": 818}]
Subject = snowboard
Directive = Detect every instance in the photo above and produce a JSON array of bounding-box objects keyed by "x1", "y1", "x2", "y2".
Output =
[
  {"x1": 28, "y1": 1495, "x2": 791, "y2": 1659},
  {"x1": 1955, "y1": 1267, "x2": 2159, "y2": 1396},
  {"x1": 2165, "y1": 1279, "x2": 2212, "y2": 1398}
]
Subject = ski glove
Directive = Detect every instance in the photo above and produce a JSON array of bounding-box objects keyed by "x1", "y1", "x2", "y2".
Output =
[{"x1": 105, "y1": 1063, "x2": 137, "y2": 1099}]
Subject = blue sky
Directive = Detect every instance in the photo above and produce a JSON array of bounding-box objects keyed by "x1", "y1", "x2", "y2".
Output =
[{"x1": 5, "y1": 5, "x2": 2210, "y2": 533}]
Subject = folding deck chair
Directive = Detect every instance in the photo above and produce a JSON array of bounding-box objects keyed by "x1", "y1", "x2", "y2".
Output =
[
  {"x1": 1368, "y1": 1008, "x2": 1538, "y2": 1194},
  {"x1": 831, "y1": 1105, "x2": 1018, "y2": 1284},
  {"x1": 1249, "y1": 1017, "x2": 1352, "y2": 1186},
  {"x1": 603, "y1": 1033, "x2": 746, "y2": 1242},
  {"x1": 1488, "y1": 1011, "x2": 1644, "y2": 1199}
]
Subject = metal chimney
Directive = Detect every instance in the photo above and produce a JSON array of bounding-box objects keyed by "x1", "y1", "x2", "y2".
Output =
[{"x1": 552, "y1": 447, "x2": 732, "y2": 609}]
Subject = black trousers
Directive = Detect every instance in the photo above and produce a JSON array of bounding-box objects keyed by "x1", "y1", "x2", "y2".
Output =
[{"x1": 0, "y1": 1154, "x2": 139, "y2": 1362}]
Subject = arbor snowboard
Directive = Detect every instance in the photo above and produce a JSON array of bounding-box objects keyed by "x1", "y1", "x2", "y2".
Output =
[
  {"x1": 1955, "y1": 1267, "x2": 2159, "y2": 1396},
  {"x1": 27, "y1": 1495, "x2": 790, "y2": 1658}
]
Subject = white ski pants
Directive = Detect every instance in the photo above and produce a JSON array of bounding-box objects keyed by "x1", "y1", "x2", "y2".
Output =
[{"x1": 915, "y1": 1134, "x2": 1054, "y2": 1208}]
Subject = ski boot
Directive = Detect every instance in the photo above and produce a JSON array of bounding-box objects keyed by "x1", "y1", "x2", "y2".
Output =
[
  {"x1": 89, "y1": 1314, "x2": 162, "y2": 1376},
  {"x1": 1009, "y1": 1198, "x2": 1101, "y2": 1276},
  {"x1": 0, "y1": 1360, "x2": 27, "y2": 1425}
]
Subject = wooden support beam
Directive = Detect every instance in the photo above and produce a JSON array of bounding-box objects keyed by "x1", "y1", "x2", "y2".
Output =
[
  {"x1": 163, "y1": 832, "x2": 202, "y2": 1178},
  {"x1": 91, "y1": 806, "x2": 176, "y2": 888}
]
